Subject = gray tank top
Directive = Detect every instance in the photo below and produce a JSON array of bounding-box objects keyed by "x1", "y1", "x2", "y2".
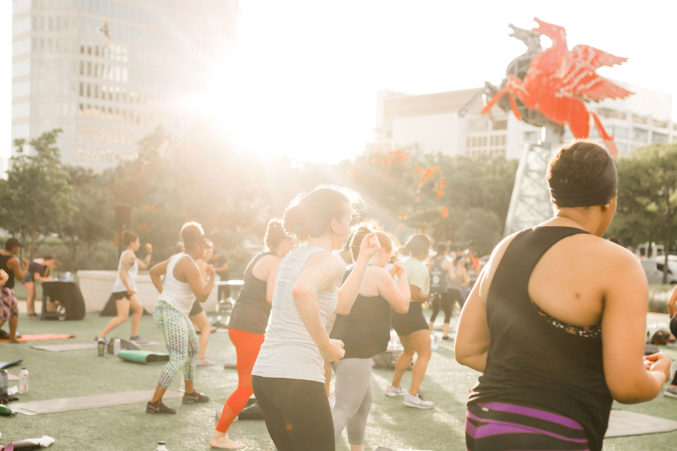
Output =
[{"x1": 252, "y1": 246, "x2": 338, "y2": 383}]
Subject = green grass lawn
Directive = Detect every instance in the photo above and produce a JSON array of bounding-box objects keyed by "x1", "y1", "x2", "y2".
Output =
[{"x1": 1, "y1": 311, "x2": 676, "y2": 450}]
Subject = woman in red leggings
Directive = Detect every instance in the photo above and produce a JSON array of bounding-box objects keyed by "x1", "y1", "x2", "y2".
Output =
[{"x1": 210, "y1": 220, "x2": 294, "y2": 449}]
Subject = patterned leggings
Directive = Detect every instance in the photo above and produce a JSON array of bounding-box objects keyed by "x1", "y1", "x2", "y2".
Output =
[{"x1": 153, "y1": 301, "x2": 198, "y2": 388}]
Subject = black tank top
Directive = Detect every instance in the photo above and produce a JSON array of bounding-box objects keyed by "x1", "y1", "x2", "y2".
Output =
[
  {"x1": 228, "y1": 253, "x2": 272, "y2": 334},
  {"x1": 0, "y1": 254, "x2": 15, "y2": 289},
  {"x1": 429, "y1": 255, "x2": 449, "y2": 293},
  {"x1": 468, "y1": 226, "x2": 612, "y2": 451},
  {"x1": 330, "y1": 293, "x2": 391, "y2": 359}
]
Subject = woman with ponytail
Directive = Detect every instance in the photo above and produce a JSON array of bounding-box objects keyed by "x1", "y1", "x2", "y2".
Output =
[
  {"x1": 252, "y1": 186, "x2": 380, "y2": 451},
  {"x1": 210, "y1": 220, "x2": 294, "y2": 449}
]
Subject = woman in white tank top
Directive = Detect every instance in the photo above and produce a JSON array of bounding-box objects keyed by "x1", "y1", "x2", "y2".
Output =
[
  {"x1": 251, "y1": 187, "x2": 380, "y2": 450},
  {"x1": 145, "y1": 221, "x2": 216, "y2": 415},
  {"x1": 96, "y1": 231, "x2": 152, "y2": 343}
]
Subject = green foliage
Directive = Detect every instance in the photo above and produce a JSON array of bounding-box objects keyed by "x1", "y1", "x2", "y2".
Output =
[
  {"x1": 342, "y1": 147, "x2": 517, "y2": 255},
  {"x1": 0, "y1": 129, "x2": 74, "y2": 257},
  {"x1": 607, "y1": 143, "x2": 677, "y2": 283}
]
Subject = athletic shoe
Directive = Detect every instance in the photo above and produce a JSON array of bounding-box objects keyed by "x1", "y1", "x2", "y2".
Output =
[
  {"x1": 129, "y1": 335, "x2": 144, "y2": 342},
  {"x1": 664, "y1": 387, "x2": 677, "y2": 398},
  {"x1": 146, "y1": 401, "x2": 176, "y2": 414},
  {"x1": 385, "y1": 385, "x2": 408, "y2": 397},
  {"x1": 196, "y1": 358, "x2": 214, "y2": 366},
  {"x1": 182, "y1": 391, "x2": 210, "y2": 404},
  {"x1": 441, "y1": 336, "x2": 452, "y2": 341},
  {"x1": 403, "y1": 393, "x2": 434, "y2": 409},
  {"x1": 94, "y1": 336, "x2": 106, "y2": 344}
]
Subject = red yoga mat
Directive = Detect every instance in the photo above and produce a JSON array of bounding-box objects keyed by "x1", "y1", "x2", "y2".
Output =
[{"x1": 0, "y1": 334, "x2": 74, "y2": 342}]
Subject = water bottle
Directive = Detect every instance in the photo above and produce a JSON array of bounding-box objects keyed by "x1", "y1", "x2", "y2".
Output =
[
  {"x1": 0, "y1": 369, "x2": 8, "y2": 391},
  {"x1": 0, "y1": 405, "x2": 13, "y2": 416},
  {"x1": 18, "y1": 368, "x2": 29, "y2": 393},
  {"x1": 155, "y1": 441, "x2": 169, "y2": 451},
  {"x1": 97, "y1": 338, "x2": 105, "y2": 356},
  {"x1": 113, "y1": 338, "x2": 121, "y2": 355}
]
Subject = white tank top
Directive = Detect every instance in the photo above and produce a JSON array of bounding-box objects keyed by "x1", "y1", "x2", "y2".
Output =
[
  {"x1": 157, "y1": 253, "x2": 196, "y2": 316},
  {"x1": 111, "y1": 250, "x2": 138, "y2": 293},
  {"x1": 252, "y1": 246, "x2": 338, "y2": 383}
]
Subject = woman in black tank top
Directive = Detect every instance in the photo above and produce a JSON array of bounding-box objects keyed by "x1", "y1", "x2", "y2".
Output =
[
  {"x1": 330, "y1": 226, "x2": 410, "y2": 449},
  {"x1": 455, "y1": 141, "x2": 671, "y2": 451},
  {"x1": 210, "y1": 220, "x2": 294, "y2": 450}
]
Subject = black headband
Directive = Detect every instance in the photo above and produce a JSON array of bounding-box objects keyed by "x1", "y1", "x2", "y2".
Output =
[{"x1": 550, "y1": 156, "x2": 617, "y2": 207}]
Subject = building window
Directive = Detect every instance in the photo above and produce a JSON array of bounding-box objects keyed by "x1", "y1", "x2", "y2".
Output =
[
  {"x1": 632, "y1": 127, "x2": 649, "y2": 143},
  {"x1": 652, "y1": 132, "x2": 669, "y2": 143}
]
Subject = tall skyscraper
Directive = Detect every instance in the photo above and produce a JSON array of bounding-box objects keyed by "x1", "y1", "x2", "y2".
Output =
[{"x1": 12, "y1": 0, "x2": 238, "y2": 169}]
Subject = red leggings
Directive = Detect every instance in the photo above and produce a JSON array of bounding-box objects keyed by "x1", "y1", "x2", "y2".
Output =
[{"x1": 216, "y1": 328, "x2": 265, "y2": 433}]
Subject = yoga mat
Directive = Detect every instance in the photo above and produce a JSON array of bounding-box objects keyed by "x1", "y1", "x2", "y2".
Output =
[
  {"x1": 0, "y1": 334, "x2": 74, "y2": 342},
  {"x1": 117, "y1": 349, "x2": 169, "y2": 364},
  {"x1": 605, "y1": 409, "x2": 677, "y2": 437},
  {"x1": 31, "y1": 341, "x2": 160, "y2": 352},
  {"x1": 31, "y1": 343, "x2": 97, "y2": 352},
  {"x1": 0, "y1": 359, "x2": 22, "y2": 369},
  {"x1": 10, "y1": 389, "x2": 183, "y2": 415}
]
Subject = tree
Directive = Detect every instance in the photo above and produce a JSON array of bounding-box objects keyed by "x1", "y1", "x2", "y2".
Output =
[
  {"x1": 0, "y1": 129, "x2": 74, "y2": 257},
  {"x1": 607, "y1": 143, "x2": 677, "y2": 283},
  {"x1": 59, "y1": 167, "x2": 113, "y2": 270}
]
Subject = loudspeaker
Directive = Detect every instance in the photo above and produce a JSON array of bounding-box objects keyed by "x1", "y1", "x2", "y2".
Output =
[{"x1": 115, "y1": 204, "x2": 131, "y2": 230}]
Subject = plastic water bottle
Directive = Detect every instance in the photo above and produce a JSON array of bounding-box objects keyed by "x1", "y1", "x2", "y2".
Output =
[
  {"x1": 112, "y1": 338, "x2": 121, "y2": 355},
  {"x1": 155, "y1": 441, "x2": 169, "y2": 451},
  {"x1": 97, "y1": 339, "x2": 105, "y2": 356},
  {"x1": 0, "y1": 369, "x2": 8, "y2": 391},
  {"x1": 18, "y1": 368, "x2": 29, "y2": 393}
]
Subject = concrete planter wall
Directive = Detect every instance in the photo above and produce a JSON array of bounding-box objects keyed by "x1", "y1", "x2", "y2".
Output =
[{"x1": 76, "y1": 270, "x2": 218, "y2": 313}]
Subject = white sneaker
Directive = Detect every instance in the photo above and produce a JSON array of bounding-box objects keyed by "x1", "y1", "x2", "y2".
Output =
[
  {"x1": 403, "y1": 393, "x2": 434, "y2": 409},
  {"x1": 385, "y1": 385, "x2": 408, "y2": 397}
]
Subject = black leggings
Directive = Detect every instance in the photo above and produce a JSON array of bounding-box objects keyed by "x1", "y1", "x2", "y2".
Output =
[
  {"x1": 430, "y1": 291, "x2": 452, "y2": 324},
  {"x1": 252, "y1": 375, "x2": 335, "y2": 451}
]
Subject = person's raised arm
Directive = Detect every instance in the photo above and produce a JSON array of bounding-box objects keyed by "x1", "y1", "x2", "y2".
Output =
[
  {"x1": 8, "y1": 257, "x2": 28, "y2": 281},
  {"x1": 292, "y1": 252, "x2": 346, "y2": 362},
  {"x1": 602, "y1": 249, "x2": 671, "y2": 403},
  {"x1": 377, "y1": 263, "x2": 410, "y2": 313},
  {"x1": 137, "y1": 243, "x2": 153, "y2": 270},
  {"x1": 178, "y1": 256, "x2": 214, "y2": 302},
  {"x1": 149, "y1": 259, "x2": 170, "y2": 293},
  {"x1": 336, "y1": 233, "x2": 380, "y2": 314},
  {"x1": 668, "y1": 285, "x2": 677, "y2": 318},
  {"x1": 0, "y1": 269, "x2": 8, "y2": 288}
]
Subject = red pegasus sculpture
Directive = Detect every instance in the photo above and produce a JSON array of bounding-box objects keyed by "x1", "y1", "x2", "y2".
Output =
[{"x1": 482, "y1": 18, "x2": 632, "y2": 158}]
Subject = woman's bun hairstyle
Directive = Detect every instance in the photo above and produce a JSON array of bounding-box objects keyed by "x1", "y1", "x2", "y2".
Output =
[
  {"x1": 265, "y1": 219, "x2": 291, "y2": 251},
  {"x1": 283, "y1": 186, "x2": 351, "y2": 240}
]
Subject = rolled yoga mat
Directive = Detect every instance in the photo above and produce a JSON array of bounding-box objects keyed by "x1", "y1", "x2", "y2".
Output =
[
  {"x1": 0, "y1": 359, "x2": 22, "y2": 369},
  {"x1": 117, "y1": 349, "x2": 169, "y2": 364}
]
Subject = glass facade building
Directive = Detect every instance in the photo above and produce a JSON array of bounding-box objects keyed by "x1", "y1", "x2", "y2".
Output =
[{"x1": 12, "y1": 0, "x2": 238, "y2": 168}]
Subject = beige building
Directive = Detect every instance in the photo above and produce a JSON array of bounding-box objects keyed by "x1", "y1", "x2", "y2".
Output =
[
  {"x1": 12, "y1": 0, "x2": 238, "y2": 169},
  {"x1": 372, "y1": 83, "x2": 675, "y2": 160}
]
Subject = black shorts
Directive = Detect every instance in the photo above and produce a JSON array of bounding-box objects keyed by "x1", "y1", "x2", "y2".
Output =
[
  {"x1": 189, "y1": 299, "x2": 203, "y2": 316},
  {"x1": 109, "y1": 291, "x2": 129, "y2": 302},
  {"x1": 392, "y1": 302, "x2": 428, "y2": 336}
]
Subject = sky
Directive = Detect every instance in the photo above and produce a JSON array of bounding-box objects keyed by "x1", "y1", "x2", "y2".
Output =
[{"x1": 3, "y1": 0, "x2": 677, "y2": 162}]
